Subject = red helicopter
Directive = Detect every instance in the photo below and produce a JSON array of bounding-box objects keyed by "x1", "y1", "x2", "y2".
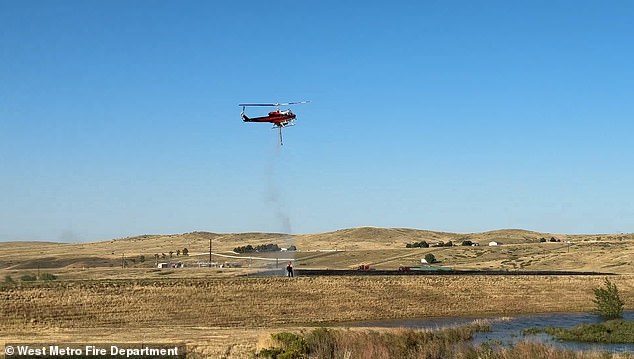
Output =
[{"x1": 239, "y1": 101, "x2": 309, "y2": 145}]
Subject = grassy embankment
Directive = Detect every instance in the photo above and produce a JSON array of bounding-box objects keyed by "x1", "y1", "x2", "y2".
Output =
[
  {"x1": 525, "y1": 319, "x2": 634, "y2": 344},
  {"x1": 2, "y1": 275, "x2": 634, "y2": 357},
  {"x1": 258, "y1": 326, "x2": 634, "y2": 359}
]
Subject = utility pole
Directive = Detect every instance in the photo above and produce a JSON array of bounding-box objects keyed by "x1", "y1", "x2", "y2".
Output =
[
  {"x1": 209, "y1": 238, "x2": 212, "y2": 267},
  {"x1": 121, "y1": 253, "x2": 125, "y2": 268}
]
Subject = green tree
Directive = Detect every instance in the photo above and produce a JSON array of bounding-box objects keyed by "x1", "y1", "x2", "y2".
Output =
[
  {"x1": 593, "y1": 277, "x2": 624, "y2": 319},
  {"x1": 424, "y1": 253, "x2": 436, "y2": 264},
  {"x1": 139, "y1": 255, "x2": 145, "y2": 263},
  {"x1": 406, "y1": 241, "x2": 429, "y2": 248},
  {"x1": 235, "y1": 245, "x2": 254, "y2": 253},
  {"x1": 182, "y1": 248, "x2": 189, "y2": 256}
]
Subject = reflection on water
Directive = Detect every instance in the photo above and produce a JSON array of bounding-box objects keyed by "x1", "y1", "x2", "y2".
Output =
[{"x1": 340, "y1": 311, "x2": 634, "y2": 353}]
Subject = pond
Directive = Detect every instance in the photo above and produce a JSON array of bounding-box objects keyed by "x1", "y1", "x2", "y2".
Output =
[{"x1": 340, "y1": 311, "x2": 634, "y2": 354}]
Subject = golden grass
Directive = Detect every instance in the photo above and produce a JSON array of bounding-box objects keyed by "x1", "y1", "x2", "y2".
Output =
[
  {"x1": 2, "y1": 228, "x2": 634, "y2": 358},
  {"x1": 4, "y1": 276, "x2": 634, "y2": 328},
  {"x1": 2, "y1": 275, "x2": 634, "y2": 358},
  {"x1": 0, "y1": 325, "x2": 271, "y2": 358},
  {"x1": 2, "y1": 228, "x2": 634, "y2": 278}
]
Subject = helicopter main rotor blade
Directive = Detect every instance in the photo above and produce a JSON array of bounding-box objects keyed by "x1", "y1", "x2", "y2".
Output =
[
  {"x1": 277, "y1": 101, "x2": 310, "y2": 106},
  {"x1": 238, "y1": 103, "x2": 278, "y2": 107},
  {"x1": 238, "y1": 101, "x2": 310, "y2": 107}
]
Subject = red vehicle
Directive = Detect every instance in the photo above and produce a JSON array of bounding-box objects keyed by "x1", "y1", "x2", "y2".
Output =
[{"x1": 239, "y1": 101, "x2": 309, "y2": 145}]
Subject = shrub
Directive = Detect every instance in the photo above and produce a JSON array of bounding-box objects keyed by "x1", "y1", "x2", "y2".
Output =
[
  {"x1": 525, "y1": 319, "x2": 634, "y2": 344},
  {"x1": 235, "y1": 243, "x2": 281, "y2": 253},
  {"x1": 304, "y1": 328, "x2": 335, "y2": 358},
  {"x1": 40, "y1": 272, "x2": 57, "y2": 281},
  {"x1": 234, "y1": 244, "x2": 254, "y2": 253},
  {"x1": 406, "y1": 241, "x2": 429, "y2": 248},
  {"x1": 258, "y1": 325, "x2": 492, "y2": 359},
  {"x1": 259, "y1": 332, "x2": 307, "y2": 358},
  {"x1": 424, "y1": 253, "x2": 436, "y2": 264},
  {"x1": 4, "y1": 275, "x2": 14, "y2": 284},
  {"x1": 20, "y1": 274, "x2": 37, "y2": 282},
  {"x1": 593, "y1": 277, "x2": 624, "y2": 319}
]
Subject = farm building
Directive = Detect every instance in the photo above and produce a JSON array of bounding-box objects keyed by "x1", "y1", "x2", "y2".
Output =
[{"x1": 157, "y1": 262, "x2": 184, "y2": 268}]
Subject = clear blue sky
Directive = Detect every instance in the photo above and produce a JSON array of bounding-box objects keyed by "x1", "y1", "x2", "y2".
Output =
[{"x1": 1, "y1": 1, "x2": 633, "y2": 241}]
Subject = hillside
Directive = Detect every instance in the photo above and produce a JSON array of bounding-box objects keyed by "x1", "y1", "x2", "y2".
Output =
[{"x1": 1, "y1": 227, "x2": 633, "y2": 279}]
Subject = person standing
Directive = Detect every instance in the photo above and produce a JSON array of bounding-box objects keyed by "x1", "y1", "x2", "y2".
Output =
[{"x1": 286, "y1": 261, "x2": 294, "y2": 277}]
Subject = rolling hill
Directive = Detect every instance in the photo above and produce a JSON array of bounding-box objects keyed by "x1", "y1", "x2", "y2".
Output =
[{"x1": 1, "y1": 227, "x2": 633, "y2": 278}]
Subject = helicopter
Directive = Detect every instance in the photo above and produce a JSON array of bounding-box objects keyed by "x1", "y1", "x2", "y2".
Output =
[{"x1": 239, "y1": 101, "x2": 309, "y2": 145}]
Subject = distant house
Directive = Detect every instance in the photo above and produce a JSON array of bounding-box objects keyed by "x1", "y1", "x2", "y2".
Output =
[
  {"x1": 157, "y1": 262, "x2": 184, "y2": 268},
  {"x1": 488, "y1": 241, "x2": 500, "y2": 246}
]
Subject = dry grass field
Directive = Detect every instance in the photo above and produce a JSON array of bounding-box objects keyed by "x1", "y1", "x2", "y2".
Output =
[
  {"x1": 2, "y1": 227, "x2": 634, "y2": 278},
  {"x1": 2, "y1": 227, "x2": 634, "y2": 358}
]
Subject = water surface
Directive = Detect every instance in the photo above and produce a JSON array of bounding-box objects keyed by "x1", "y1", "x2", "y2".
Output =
[{"x1": 340, "y1": 311, "x2": 634, "y2": 353}]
